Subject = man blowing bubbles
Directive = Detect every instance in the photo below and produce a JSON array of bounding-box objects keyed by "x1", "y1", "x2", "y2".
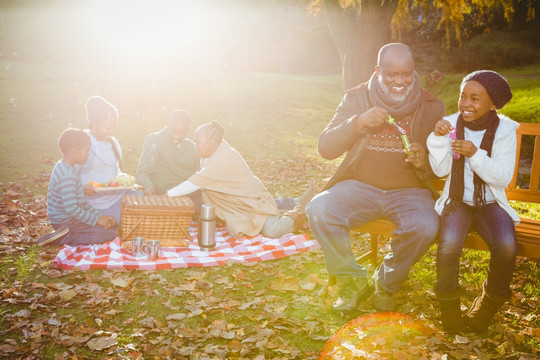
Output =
[{"x1": 306, "y1": 43, "x2": 445, "y2": 313}]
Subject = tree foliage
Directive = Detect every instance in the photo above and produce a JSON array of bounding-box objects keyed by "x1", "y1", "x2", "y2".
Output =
[
  {"x1": 314, "y1": 0, "x2": 538, "y2": 87},
  {"x1": 321, "y1": 0, "x2": 399, "y2": 88}
]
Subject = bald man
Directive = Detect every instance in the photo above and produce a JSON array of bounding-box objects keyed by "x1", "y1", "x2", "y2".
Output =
[
  {"x1": 306, "y1": 43, "x2": 445, "y2": 313},
  {"x1": 135, "y1": 110, "x2": 199, "y2": 196}
]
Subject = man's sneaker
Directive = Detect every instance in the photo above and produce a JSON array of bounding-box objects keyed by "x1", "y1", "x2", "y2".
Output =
[
  {"x1": 37, "y1": 226, "x2": 69, "y2": 246},
  {"x1": 332, "y1": 275, "x2": 373, "y2": 313},
  {"x1": 283, "y1": 206, "x2": 309, "y2": 232},
  {"x1": 371, "y1": 271, "x2": 397, "y2": 312}
]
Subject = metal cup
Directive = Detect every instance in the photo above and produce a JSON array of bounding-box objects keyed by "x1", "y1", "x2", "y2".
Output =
[
  {"x1": 143, "y1": 240, "x2": 161, "y2": 261},
  {"x1": 123, "y1": 237, "x2": 146, "y2": 258}
]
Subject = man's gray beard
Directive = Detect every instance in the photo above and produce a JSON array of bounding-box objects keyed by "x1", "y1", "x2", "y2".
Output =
[{"x1": 378, "y1": 76, "x2": 413, "y2": 103}]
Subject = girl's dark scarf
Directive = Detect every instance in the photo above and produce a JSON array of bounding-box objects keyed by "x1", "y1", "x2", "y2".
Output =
[
  {"x1": 444, "y1": 110, "x2": 500, "y2": 214},
  {"x1": 368, "y1": 71, "x2": 421, "y2": 119}
]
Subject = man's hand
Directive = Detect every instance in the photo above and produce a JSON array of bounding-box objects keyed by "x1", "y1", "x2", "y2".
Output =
[
  {"x1": 97, "y1": 215, "x2": 117, "y2": 230},
  {"x1": 84, "y1": 183, "x2": 97, "y2": 196},
  {"x1": 451, "y1": 140, "x2": 478, "y2": 158},
  {"x1": 354, "y1": 106, "x2": 388, "y2": 132},
  {"x1": 144, "y1": 184, "x2": 156, "y2": 196},
  {"x1": 405, "y1": 142, "x2": 427, "y2": 170},
  {"x1": 433, "y1": 119, "x2": 452, "y2": 136}
]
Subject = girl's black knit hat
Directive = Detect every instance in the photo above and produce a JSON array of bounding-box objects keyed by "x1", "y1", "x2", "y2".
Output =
[{"x1": 461, "y1": 70, "x2": 512, "y2": 109}]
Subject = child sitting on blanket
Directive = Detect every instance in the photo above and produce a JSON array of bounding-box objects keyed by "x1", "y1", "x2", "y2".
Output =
[{"x1": 37, "y1": 128, "x2": 118, "y2": 246}]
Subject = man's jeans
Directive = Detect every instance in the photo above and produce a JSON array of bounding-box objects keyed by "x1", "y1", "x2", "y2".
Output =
[
  {"x1": 436, "y1": 202, "x2": 516, "y2": 298},
  {"x1": 306, "y1": 180, "x2": 438, "y2": 293}
]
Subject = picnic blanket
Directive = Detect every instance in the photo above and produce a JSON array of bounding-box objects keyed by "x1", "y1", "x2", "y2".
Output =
[{"x1": 52, "y1": 224, "x2": 319, "y2": 270}]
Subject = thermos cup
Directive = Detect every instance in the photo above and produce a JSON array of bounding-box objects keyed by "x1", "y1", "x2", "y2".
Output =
[
  {"x1": 199, "y1": 204, "x2": 216, "y2": 251},
  {"x1": 123, "y1": 237, "x2": 146, "y2": 258},
  {"x1": 143, "y1": 240, "x2": 161, "y2": 261}
]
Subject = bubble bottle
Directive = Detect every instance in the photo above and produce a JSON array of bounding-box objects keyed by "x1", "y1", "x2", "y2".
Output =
[{"x1": 388, "y1": 115, "x2": 413, "y2": 155}]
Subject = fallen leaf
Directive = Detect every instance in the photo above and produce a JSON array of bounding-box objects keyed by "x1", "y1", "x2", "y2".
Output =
[
  {"x1": 454, "y1": 335, "x2": 470, "y2": 344},
  {"x1": 228, "y1": 339, "x2": 244, "y2": 351},
  {"x1": 60, "y1": 289, "x2": 76, "y2": 302},
  {"x1": 166, "y1": 313, "x2": 187, "y2": 321},
  {"x1": 13, "y1": 309, "x2": 31, "y2": 318},
  {"x1": 0, "y1": 344, "x2": 16, "y2": 353},
  {"x1": 48, "y1": 317, "x2": 61, "y2": 326},
  {"x1": 110, "y1": 277, "x2": 133, "y2": 288},
  {"x1": 138, "y1": 317, "x2": 155, "y2": 328},
  {"x1": 300, "y1": 282, "x2": 316, "y2": 291},
  {"x1": 86, "y1": 336, "x2": 118, "y2": 351},
  {"x1": 269, "y1": 276, "x2": 300, "y2": 292}
]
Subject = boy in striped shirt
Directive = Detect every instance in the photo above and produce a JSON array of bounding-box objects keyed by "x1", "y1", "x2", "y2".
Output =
[{"x1": 37, "y1": 129, "x2": 117, "y2": 246}]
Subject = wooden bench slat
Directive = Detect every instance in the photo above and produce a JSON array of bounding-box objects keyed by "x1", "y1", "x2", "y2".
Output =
[
  {"x1": 506, "y1": 191, "x2": 540, "y2": 203},
  {"x1": 529, "y1": 136, "x2": 540, "y2": 192}
]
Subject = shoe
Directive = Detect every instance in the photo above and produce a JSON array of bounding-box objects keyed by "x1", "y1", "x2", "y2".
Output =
[
  {"x1": 371, "y1": 271, "x2": 396, "y2": 312},
  {"x1": 465, "y1": 282, "x2": 511, "y2": 333},
  {"x1": 283, "y1": 206, "x2": 309, "y2": 232},
  {"x1": 434, "y1": 287, "x2": 465, "y2": 333},
  {"x1": 332, "y1": 275, "x2": 373, "y2": 313},
  {"x1": 37, "y1": 226, "x2": 69, "y2": 246}
]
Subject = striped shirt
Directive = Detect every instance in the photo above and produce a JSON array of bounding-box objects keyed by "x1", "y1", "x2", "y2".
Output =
[{"x1": 47, "y1": 161, "x2": 101, "y2": 226}]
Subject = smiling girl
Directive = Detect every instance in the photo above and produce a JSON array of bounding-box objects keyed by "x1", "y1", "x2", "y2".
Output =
[{"x1": 427, "y1": 70, "x2": 519, "y2": 334}]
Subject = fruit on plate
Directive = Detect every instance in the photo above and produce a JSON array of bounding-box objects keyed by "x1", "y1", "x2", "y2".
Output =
[
  {"x1": 108, "y1": 174, "x2": 136, "y2": 187},
  {"x1": 88, "y1": 181, "x2": 103, "y2": 188}
]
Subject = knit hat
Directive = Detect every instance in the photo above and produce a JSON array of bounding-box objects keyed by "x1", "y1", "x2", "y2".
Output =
[
  {"x1": 85, "y1": 96, "x2": 118, "y2": 124},
  {"x1": 461, "y1": 70, "x2": 512, "y2": 109}
]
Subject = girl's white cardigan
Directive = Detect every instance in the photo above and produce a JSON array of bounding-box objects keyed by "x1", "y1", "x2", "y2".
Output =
[{"x1": 427, "y1": 112, "x2": 520, "y2": 225}]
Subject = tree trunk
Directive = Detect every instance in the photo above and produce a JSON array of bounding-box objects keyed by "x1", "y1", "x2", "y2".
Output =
[{"x1": 324, "y1": 0, "x2": 398, "y2": 89}]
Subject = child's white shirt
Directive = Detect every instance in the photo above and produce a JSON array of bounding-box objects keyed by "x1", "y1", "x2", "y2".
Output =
[
  {"x1": 427, "y1": 112, "x2": 521, "y2": 225},
  {"x1": 78, "y1": 131, "x2": 125, "y2": 210}
]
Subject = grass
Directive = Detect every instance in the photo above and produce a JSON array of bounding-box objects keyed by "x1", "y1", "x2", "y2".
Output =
[
  {"x1": 0, "y1": 60, "x2": 342, "y2": 196},
  {"x1": 0, "y1": 247, "x2": 38, "y2": 284},
  {"x1": 1, "y1": 60, "x2": 540, "y2": 359}
]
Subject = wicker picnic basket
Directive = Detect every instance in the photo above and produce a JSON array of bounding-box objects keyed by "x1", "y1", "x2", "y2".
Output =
[{"x1": 120, "y1": 195, "x2": 194, "y2": 247}]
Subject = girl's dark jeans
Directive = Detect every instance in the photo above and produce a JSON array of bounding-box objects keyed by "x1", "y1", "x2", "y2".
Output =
[{"x1": 436, "y1": 202, "x2": 516, "y2": 297}]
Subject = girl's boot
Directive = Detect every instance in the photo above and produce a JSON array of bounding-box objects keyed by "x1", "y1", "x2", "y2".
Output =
[
  {"x1": 435, "y1": 288, "x2": 465, "y2": 333},
  {"x1": 466, "y1": 282, "x2": 511, "y2": 333}
]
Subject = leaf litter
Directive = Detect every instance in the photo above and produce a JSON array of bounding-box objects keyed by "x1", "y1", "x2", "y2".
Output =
[{"x1": 0, "y1": 172, "x2": 539, "y2": 359}]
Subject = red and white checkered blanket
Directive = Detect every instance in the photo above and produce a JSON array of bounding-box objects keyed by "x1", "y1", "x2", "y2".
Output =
[{"x1": 52, "y1": 224, "x2": 319, "y2": 270}]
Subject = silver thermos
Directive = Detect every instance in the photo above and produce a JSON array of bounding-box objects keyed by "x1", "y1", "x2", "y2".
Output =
[{"x1": 198, "y1": 204, "x2": 216, "y2": 251}]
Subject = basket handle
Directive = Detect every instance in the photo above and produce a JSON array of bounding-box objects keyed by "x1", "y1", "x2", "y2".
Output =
[
  {"x1": 173, "y1": 218, "x2": 193, "y2": 241},
  {"x1": 122, "y1": 216, "x2": 146, "y2": 240}
]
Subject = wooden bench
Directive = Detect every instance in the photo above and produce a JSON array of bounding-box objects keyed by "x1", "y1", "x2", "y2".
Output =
[{"x1": 353, "y1": 122, "x2": 540, "y2": 264}]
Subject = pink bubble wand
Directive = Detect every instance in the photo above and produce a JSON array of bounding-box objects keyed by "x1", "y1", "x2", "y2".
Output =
[{"x1": 449, "y1": 127, "x2": 460, "y2": 159}]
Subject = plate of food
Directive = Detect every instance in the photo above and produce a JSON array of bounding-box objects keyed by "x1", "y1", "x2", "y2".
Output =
[{"x1": 89, "y1": 175, "x2": 141, "y2": 192}]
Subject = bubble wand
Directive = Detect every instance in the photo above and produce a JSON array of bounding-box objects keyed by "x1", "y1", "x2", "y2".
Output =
[
  {"x1": 449, "y1": 127, "x2": 460, "y2": 159},
  {"x1": 388, "y1": 115, "x2": 413, "y2": 155}
]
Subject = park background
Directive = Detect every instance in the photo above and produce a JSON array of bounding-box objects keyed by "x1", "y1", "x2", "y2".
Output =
[{"x1": 0, "y1": 0, "x2": 539, "y2": 359}]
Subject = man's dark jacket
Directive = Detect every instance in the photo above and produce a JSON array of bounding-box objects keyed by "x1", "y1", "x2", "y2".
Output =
[{"x1": 319, "y1": 82, "x2": 446, "y2": 192}]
